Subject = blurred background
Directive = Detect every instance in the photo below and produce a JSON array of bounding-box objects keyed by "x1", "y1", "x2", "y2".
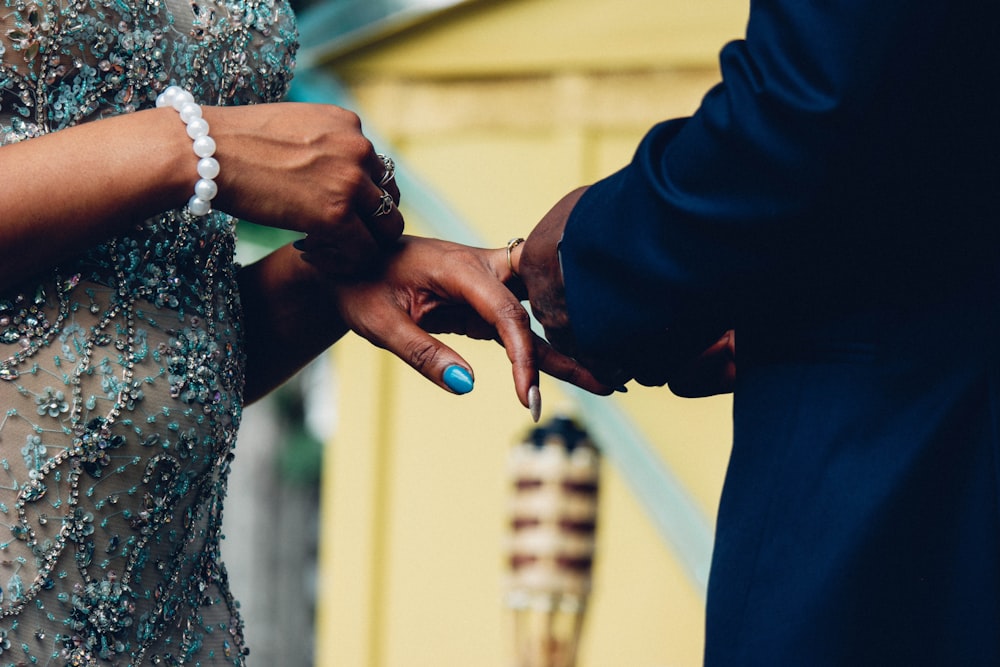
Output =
[{"x1": 221, "y1": 1, "x2": 748, "y2": 665}]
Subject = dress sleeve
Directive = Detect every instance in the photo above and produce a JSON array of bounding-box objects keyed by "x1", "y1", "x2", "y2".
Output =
[{"x1": 558, "y1": 0, "x2": 954, "y2": 357}]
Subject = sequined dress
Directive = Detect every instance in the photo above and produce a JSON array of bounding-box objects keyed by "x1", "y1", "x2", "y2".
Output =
[{"x1": 0, "y1": 0, "x2": 297, "y2": 661}]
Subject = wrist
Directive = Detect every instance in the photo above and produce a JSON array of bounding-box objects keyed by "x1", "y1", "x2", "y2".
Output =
[
  {"x1": 112, "y1": 106, "x2": 203, "y2": 215},
  {"x1": 155, "y1": 86, "x2": 220, "y2": 216},
  {"x1": 197, "y1": 105, "x2": 235, "y2": 210},
  {"x1": 239, "y1": 245, "x2": 349, "y2": 402}
]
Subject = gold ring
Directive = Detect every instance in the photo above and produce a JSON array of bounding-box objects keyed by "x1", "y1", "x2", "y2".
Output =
[{"x1": 506, "y1": 237, "x2": 525, "y2": 277}]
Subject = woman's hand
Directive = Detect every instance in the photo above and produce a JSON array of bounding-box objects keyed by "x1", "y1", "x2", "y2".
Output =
[
  {"x1": 204, "y1": 103, "x2": 404, "y2": 274},
  {"x1": 320, "y1": 236, "x2": 612, "y2": 418},
  {"x1": 0, "y1": 102, "x2": 403, "y2": 286}
]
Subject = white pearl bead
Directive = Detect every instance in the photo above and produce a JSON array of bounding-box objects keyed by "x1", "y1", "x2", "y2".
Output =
[
  {"x1": 172, "y1": 88, "x2": 194, "y2": 110},
  {"x1": 167, "y1": 87, "x2": 220, "y2": 218},
  {"x1": 178, "y1": 102, "x2": 203, "y2": 124},
  {"x1": 192, "y1": 135, "x2": 216, "y2": 158},
  {"x1": 188, "y1": 195, "x2": 212, "y2": 217},
  {"x1": 185, "y1": 117, "x2": 209, "y2": 140},
  {"x1": 156, "y1": 85, "x2": 180, "y2": 108},
  {"x1": 194, "y1": 178, "x2": 218, "y2": 201},
  {"x1": 197, "y1": 157, "x2": 220, "y2": 179}
]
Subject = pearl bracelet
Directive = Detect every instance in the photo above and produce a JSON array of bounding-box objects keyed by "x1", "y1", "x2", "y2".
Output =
[{"x1": 155, "y1": 85, "x2": 220, "y2": 217}]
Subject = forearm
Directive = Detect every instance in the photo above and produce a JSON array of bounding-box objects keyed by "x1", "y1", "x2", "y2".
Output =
[
  {"x1": 238, "y1": 244, "x2": 350, "y2": 403},
  {"x1": 1, "y1": 99, "x2": 405, "y2": 292},
  {"x1": 0, "y1": 107, "x2": 194, "y2": 287}
]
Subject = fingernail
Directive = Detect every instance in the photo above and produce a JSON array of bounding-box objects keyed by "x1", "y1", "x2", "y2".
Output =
[
  {"x1": 614, "y1": 385, "x2": 629, "y2": 393},
  {"x1": 528, "y1": 385, "x2": 541, "y2": 423},
  {"x1": 292, "y1": 238, "x2": 307, "y2": 251},
  {"x1": 443, "y1": 365, "x2": 474, "y2": 394}
]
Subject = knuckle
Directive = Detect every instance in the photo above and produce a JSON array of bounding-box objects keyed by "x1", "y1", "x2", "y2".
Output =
[
  {"x1": 339, "y1": 131, "x2": 373, "y2": 163},
  {"x1": 405, "y1": 339, "x2": 440, "y2": 373},
  {"x1": 564, "y1": 364, "x2": 587, "y2": 387},
  {"x1": 321, "y1": 197, "x2": 352, "y2": 224},
  {"x1": 352, "y1": 133, "x2": 374, "y2": 157},
  {"x1": 330, "y1": 106, "x2": 362, "y2": 129},
  {"x1": 340, "y1": 165, "x2": 368, "y2": 192},
  {"x1": 498, "y1": 300, "x2": 531, "y2": 327}
]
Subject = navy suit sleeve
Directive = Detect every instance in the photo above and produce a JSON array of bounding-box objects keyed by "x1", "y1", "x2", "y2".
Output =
[{"x1": 558, "y1": 1, "x2": 955, "y2": 358}]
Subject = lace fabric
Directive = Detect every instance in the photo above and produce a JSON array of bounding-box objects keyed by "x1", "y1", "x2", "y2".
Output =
[{"x1": 0, "y1": 0, "x2": 298, "y2": 662}]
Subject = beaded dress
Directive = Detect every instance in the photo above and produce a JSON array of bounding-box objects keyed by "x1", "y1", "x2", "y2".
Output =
[{"x1": 0, "y1": 0, "x2": 297, "y2": 661}]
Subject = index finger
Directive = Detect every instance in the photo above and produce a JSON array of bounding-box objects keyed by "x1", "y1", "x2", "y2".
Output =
[{"x1": 463, "y1": 278, "x2": 540, "y2": 411}]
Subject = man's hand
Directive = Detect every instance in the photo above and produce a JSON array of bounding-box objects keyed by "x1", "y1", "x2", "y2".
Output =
[
  {"x1": 514, "y1": 187, "x2": 588, "y2": 358},
  {"x1": 514, "y1": 186, "x2": 736, "y2": 395},
  {"x1": 665, "y1": 329, "x2": 736, "y2": 397}
]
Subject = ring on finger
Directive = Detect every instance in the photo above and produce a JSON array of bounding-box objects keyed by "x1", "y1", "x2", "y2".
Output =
[
  {"x1": 377, "y1": 153, "x2": 395, "y2": 186},
  {"x1": 371, "y1": 188, "x2": 395, "y2": 218},
  {"x1": 506, "y1": 237, "x2": 525, "y2": 278}
]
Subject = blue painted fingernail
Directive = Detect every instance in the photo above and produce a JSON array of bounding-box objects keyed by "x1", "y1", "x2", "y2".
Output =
[
  {"x1": 443, "y1": 365, "x2": 474, "y2": 394},
  {"x1": 292, "y1": 238, "x2": 307, "y2": 251}
]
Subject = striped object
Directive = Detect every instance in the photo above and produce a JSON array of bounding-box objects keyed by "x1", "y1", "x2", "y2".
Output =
[{"x1": 507, "y1": 416, "x2": 600, "y2": 667}]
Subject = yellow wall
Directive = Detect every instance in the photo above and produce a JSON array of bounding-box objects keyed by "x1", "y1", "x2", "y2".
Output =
[{"x1": 315, "y1": 1, "x2": 748, "y2": 666}]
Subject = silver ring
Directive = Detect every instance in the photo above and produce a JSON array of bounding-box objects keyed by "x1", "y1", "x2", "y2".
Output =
[
  {"x1": 371, "y1": 188, "x2": 394, "y2": 218},
  {"x1": 377, "y1": 153, "x2": 395, "y2": 186}
]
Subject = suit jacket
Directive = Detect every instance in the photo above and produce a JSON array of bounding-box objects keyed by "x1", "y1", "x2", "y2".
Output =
[{"x1": 559, "y1": 2, "x2": 1000, "y2": 664}]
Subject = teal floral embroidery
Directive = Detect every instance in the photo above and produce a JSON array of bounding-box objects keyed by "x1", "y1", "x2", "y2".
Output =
[
  {"x1": 66, "y1": 575, "x2": 136, "y2": 659},
  {"x1": 78, "y1": 417, "x2": 127, "y2": 477},
  {"x1": 0, "y1": 0, "x2": 293, "y2": 658},
  {"x1": 35, "y1": 386, "x2": 69, "y2": 418},
  {"x1": 64, "y1": 508, "x2": 96, "y2": 543},
  {"x1": 168, "y1": 327, "x2": 225, "y2": 404}
]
